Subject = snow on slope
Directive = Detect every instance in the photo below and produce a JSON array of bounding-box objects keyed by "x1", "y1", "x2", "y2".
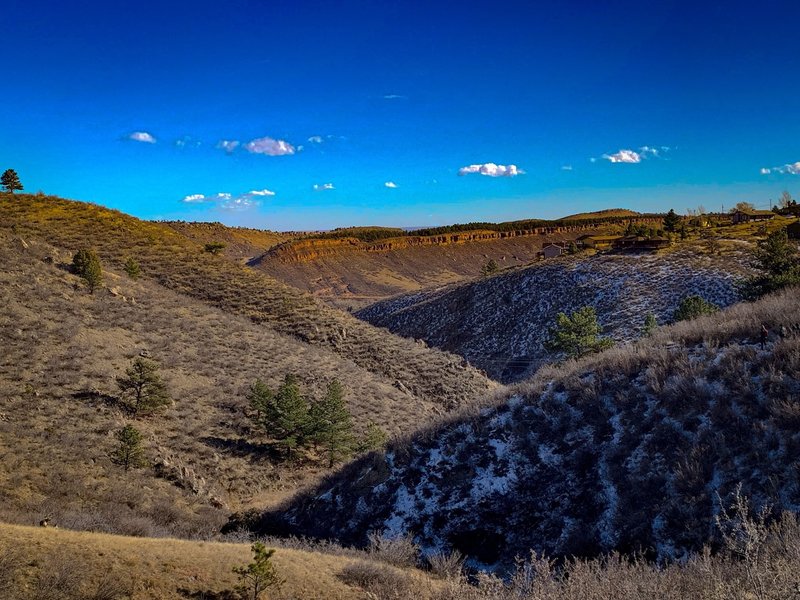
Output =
[{"x1": 358, "y1": 248, "x2": 753, "y2": 382}]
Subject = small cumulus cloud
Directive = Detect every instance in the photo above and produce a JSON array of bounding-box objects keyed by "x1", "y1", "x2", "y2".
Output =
[
  {"x1": 247, "y1": 188, "x2": 276, "y2": 196},
  {"x1": 182, "y1": 194, "x2": 207, "y2": 203},
  {"x1": 761, "y1": 161, "x2": 800, "y2": 175},
  {"x1": 458, "y1": 163, "x2": 524, "y2": 177},
  {"x1": 175, "y1": 135, "x2": 200, "y2": 148},
  {"x1": 129, "y1": 131, "x2": 156, "y2": 144},
  {"x1": 602, "y1": 149, "x2": 642, "y2": 163},
  {"x1": 561, "y1": 165, "x2": 573, "y2": 171},
  {"x1": 217, "y1": 140, "x2": 240, "y2": 153},
  {"x1": 382, "y1": 94, "x2": 407, "y2": 99},
  {"x1": 384, "y1": 181, "x2": 398, "y2": 188},
  {"x1": 180, "y1": 189, "x2": 271, "y2": 210},
  {"x1": 244, "y1": 136, "x2": 296, "y2": 156},
  {"x1": 308, "y1": 135, "x2": 324, "y2": 144},
  {"x1": 313, "y1": 183, "x2": 335, "y2": 191}
]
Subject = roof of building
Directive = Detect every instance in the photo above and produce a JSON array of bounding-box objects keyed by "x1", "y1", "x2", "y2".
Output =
[{"x1": 735, "y1": 209, "x2": 775, "y2": 216}]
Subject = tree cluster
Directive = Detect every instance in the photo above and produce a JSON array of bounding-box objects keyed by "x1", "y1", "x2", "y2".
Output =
[{"x1": 247, "y1": 376, "x2": 385, "y2": 465}]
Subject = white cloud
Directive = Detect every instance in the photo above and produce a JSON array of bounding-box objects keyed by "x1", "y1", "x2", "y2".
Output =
[
  {"x1": 561, "y1": 165, "x2": 573, "y2": 171},
  {"x1": 182, "y1": 194, "x2": 206, "y2": 203},
  {"x1": 384, "y1": 181, "x2": 398, "y2": 188},
  {"x1": 217, "y1": 140, "x2": 240, "y2": 153},
  {"x1": 602, "y1": 149, "x2": 642, "y2": 163},
  {"x1": 180, "y1": 190, "x2": 265, "y2": 210},
  {"x1": 313, "y1": 183, "x2": 335, "y2": 191},
  {"x1": 244, "y1": 136, "x2": 296, "y2": 156},
  {"x1": 220, "y1": 196, "x2": 258, "y2": 211},
  {"x1": 308, "y1": 135, "x2": 323, "y2": 144},
  {"x1": 458, "y1": 163, "x2": 524, "y2": 177},
  {"x1": 763, "y1": 161, "x2": 800, "y2": 175},
  {"x1": 246, "y1": 188, "x2": 276, "y2": 196},
  {"x1": 129, "y1": 131, "x2": 156, "y2": 143},
  {"x1": 383, "y1": 94, "x2": 407, "y2": 99},
  {"x1": 639, "y1": 145, "x2": 660, "y2": 157}
]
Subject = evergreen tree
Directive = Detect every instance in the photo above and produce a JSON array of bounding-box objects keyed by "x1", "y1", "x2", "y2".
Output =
[
  {"x1": 308, "y1": 379, "x2": 355, "y2": 467},
  {"x1": 110, "y1": 424, "x2": 147, "y2": 471},
  {"x1": 742, "y1": 228, "x2": 800, "y2": 298},
  {"x1": 480, "y1": 259, "x2": 499, "y2": 276},
  {"x1": 72, "y1": 248, "x2": 103, "y2": 293},
  {"x1": 663, "y1": 209, "x2": 681, "y2": 233},
  {"x1": 545, "y1": 306, "x2": 613, "y2": 359},
  {"x1": 642, "y1": 313, "x2": 658, "y2": 336},
  {"x1": 123, "y1": 257, "x2": 141, "y2": 279},
  {"x1": 247, "y1": 379, "x2": 274, "y2": 427},
  {"x1": 204, "y1": 242, "x2": 226, "y2": 254},
  {"x1": 356, "y1": 422, "x2": 389, "y2": 453},
  {"x1": 232, "y1": 542, "x2": 283, "y2": 600},
  {"x1": 0, "y1": 169, "x2": 23, "y2": 193},
  {"x1": 117, "y1": 357, "x2": 171, "y2": 417},
  {"x1": 261, "y1": 374, "x2": 309, "y2": 458},
  {"x1": 672, "y1": 295, "x2": 719, "y2": 322}
]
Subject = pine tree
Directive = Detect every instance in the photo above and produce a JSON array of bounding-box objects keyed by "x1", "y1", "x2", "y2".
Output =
[
  {"x1": 72, "y1": 248, "x2": 103, "y2": 293},
  {"x1": 110, "y1": 424, "x2": 147, "y2": 471},
  {"x1": 1, "y1": 169, "x2": 23, "y2": 193},
  {"x1": 480, "y1": 259, "x2": 499, "y2": 276},
  {"x1": 663, "y1": 209, "x2": 681, "y2": 233},
  {"x1": 232, "y1": 542, "x2": 283, "y2": 600},
  {"x1": 308, "y1": 379, "x2": 355, "y2": 467},
  {"x1": 247, "y1": 379, "x2": 274, "y2": 427},
  {"x1": 642, "y1": 313, "x2": 658, "y2": 336},
  {"x1": 357, "y1": 422, "x2": 389, "y2": 453},
  {"x1": 545, "y1": 306, "x2": 613, "y2": 359},
  {"x1": 260, "y1": 374, "x2": 309, "y2": 458},
  {"x1": 117, "y1": 357, "x2": 170, "y2": 417},
  {"x1": 123, "y1": 257, "x2": 141, "y2": 279},
  {"x1": 672, "y1": 296, "x2": 719, "y2": 322},
  {"x1": 742, "y1": 228, "x2": 800, "y2": 298}
]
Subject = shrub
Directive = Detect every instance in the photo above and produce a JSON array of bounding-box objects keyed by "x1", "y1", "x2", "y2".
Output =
[
  {"x1": 338, "y1": 561, "x2": 420, "y2": 598},
  {"x1": 204, "y1": 242, "x2": 226, "y2": 254},
  {"x1": 357, "y1": 422, "x2": 389, "y2": 453},
  {"x1": 672, "y1": 295, "x2": 719, "y2": 322},
  {"x1": 642, "y1": 313, "x2": 658, "y2": 336},
  {"x1": 72, "y1": 248, "x2": 103, "y2": 293},
  {"x1": 481, "y1": 259, "x2": 499, "y2": 276},
  {"x1": 427, "y1": 550, "x2": 464, "y2": 579},
  {"x1": 123, "y1": 257, "x2": 141, "y2": 279},
  {"x1": 367, "y1": 532, "x2": 420, "y2": 568},
  {"x1": 545, "y1": 306, "x2": 613, "y2": 358}
]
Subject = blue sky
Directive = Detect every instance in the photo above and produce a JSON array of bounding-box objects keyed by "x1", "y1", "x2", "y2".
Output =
[{"x1": 2, "y1": 0, "x2": 799, "y2": 230}]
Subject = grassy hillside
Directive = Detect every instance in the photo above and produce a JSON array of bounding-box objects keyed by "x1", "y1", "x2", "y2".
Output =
[
  {"x1": 0, "y1": 523, "x2": 438, "y2": 599},
  {"x1": 164, "y1": 221, "x2": 295, "y2": 262},
  {"x1": 358, "y1": 244, "x2": 754, "y2": 382},
  {"x1": 0, "y1": 195, "x2": 493, "y2": 413},
  {"x1": 246, "y1": 287, "x2": 800, "y2": 570},
  {"x1": 560, "y1": 208, "x2": 641, "y2": 221}
]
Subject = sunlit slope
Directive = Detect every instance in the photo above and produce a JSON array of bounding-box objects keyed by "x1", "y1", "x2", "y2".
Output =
[{"x1": 0, "y1": 195, "x2": 494, "y2": 410}]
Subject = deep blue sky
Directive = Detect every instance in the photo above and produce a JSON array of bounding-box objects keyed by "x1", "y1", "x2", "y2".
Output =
[{"x1": 2, "y1": 0, "x2": 799, "y2": 230}]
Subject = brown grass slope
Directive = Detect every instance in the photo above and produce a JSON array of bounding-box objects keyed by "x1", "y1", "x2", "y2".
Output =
[
  {"x1": 0, "y1": 229, "x2": 473, "y2": 536},
  {"x1": 0, "y1": 523, "x2": 440, "y2": 599},
  {"x1": 248, "y1": 288, "x2": 800, "y2": 570},
  {"x1": 164, "y1": 220, "x2": 295, "y2": 262},
  {"x1": 0, "y1": 195, "x2": 494, "y2": 411}
]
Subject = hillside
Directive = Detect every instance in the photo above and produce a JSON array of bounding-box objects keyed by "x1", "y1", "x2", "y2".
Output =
[
  {"x1": 0, "y1": 523, "x2": 438, "y2": 599},
  {"x1": 358, "y1": 245, "x2": 754, "y2": 382},
  {"x1": 561, "y1": 208, "x2": 641, "y2": 221},
  {"x1": 163, "y1": 221, "x2": 295, "y2": 262},
  {"x1": 250, "y1": 218, "x2": 660, "y2": 309},
  {"x1": 0, "y1": 195, "x2": 493, "y2": 413},
  {"x1": 244, "y1": 287, "x2": 800, "y2": 571}
]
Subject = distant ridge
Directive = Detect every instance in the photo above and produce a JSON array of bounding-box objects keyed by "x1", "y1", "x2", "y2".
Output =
[{"x1": 561, "y1": 208, "x2": 641, "y2": 220}]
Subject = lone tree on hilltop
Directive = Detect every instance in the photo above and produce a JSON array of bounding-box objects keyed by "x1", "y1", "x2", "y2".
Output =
[
  {"x1": 72, "y1": 248, "x2": 103, "y2": 293},
  {"x1": 308, "y1": 379, "x2": 356, "y2": 467},
  {"x1": 1, "y1": 169, "x2": 23, "y2": 194},
  {"x1": 672, "y1": 295, "x2": 719, "y2": 322},
  {"x1": 117, "y1": 357, "x2": 171, "y2": 417},
  {"x1": 233, "y1": 542, "x2": 283, "y2": 600},
  {"x1": 663, "y1": 209, "x2": 681, "y2": 233},
  {"x1": 110, "y1": 424, "x2": 147, "y2": 471},
  {"x1": 545, "y1": 306, "x2": 613, "y2": 359}
]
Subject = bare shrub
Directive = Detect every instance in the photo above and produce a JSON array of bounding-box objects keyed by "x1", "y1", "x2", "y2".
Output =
[
  {"x1": 0, "y1": 548, "x2": 23, "y2": 599},
  {"x1": 33, "y1": 550, "x2": 83, "y2": 600},
  {"x1": 426, "y1": 549, "x2": 464, "y2": 579},
  {"x1": 338, "y1": 560, "x2": 424, "y2": 599},
  {"x1": 367, "y1": 531, "x2": 420, "y2": 567}
]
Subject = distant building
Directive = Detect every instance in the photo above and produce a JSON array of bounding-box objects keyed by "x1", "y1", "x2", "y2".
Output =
[
  {"x1": 540, "y1": 243, "x2": 566, "y2": 259},
  {"x1": 577, "y1": 234, "x2": 621, "y2": 250},
  {"x1": 731, "y1": 209, "x2": 775, "y2": 224}
]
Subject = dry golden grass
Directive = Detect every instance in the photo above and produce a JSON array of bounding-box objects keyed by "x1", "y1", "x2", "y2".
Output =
[
  {"x1": 0, "y1": 522, "x2": 439, "y2": 599},
  {"x1": 163, "y1": 221, "x2": 295, "y2": 263}
]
